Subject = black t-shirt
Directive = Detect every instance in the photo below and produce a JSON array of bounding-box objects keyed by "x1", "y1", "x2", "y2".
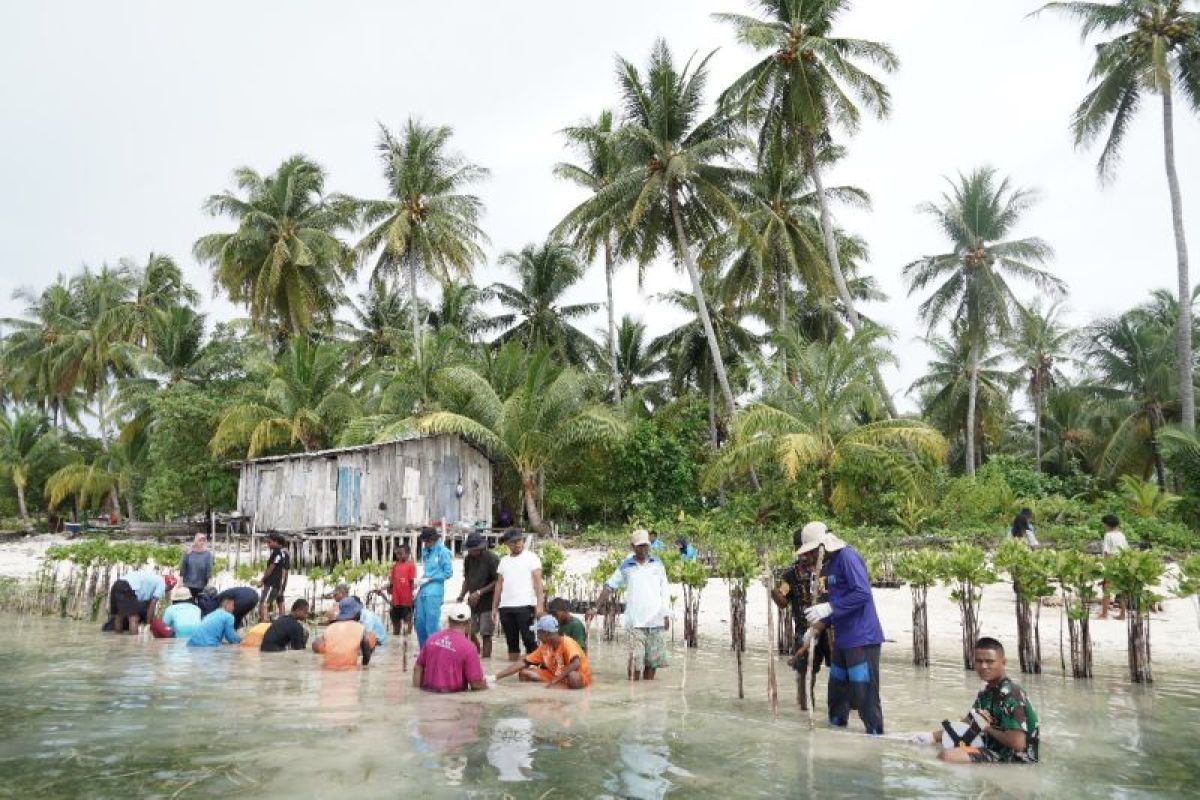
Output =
[
  {"x1": 462, "y1": 550, "x2": 500, "y2": 609},
  {"x1": 216, "y1": 587, "x2": 259, "y2": 616},
  {"x1": 260, "y1": 614, "x2": 309, "y2": 652},
  {"x1": 264, "y1": 548, "x2": 290, "y2": 587}
]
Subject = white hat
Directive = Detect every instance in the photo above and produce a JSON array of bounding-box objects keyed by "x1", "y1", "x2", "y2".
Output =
[
  {"x1": 630, "y1": 528, "x2": 651, "y2": 547},
  {"x1": 795, "y1": 521, "x2": 846, "y2": 556},
  {"x1": 444, "y1": 603, "x2": 472, "y2": 624},
  {"x1": 170, "y1": 584, "x2": 192, "y2": 602}
]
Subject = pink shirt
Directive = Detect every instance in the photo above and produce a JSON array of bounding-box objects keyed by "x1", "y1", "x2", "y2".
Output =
[{"x1": 415, "y1": 630, "x2": 485, "y2": 693}]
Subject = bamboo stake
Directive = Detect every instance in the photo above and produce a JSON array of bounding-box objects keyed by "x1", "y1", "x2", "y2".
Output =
[
  {"x1": 764, "y1": 557, "x2": 779, "y2": 718},
  {"x1": 806, "y1": 546, "x2": 826, "y2": 727}
]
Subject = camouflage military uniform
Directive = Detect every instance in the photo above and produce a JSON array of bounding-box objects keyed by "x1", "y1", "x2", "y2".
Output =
[
  {"x1": 970, "y1": 676, "x2": 1040, "y2": 763},
  {"x1": 778, "y1": 561, "x2": 832, "y2": 673}
]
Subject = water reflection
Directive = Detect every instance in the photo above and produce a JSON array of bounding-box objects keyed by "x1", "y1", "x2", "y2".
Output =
[
  {"x1": 603, "y1": 699, "x2": 673, "y2": 799},
  {"x1": 488, "y1": 715, "x2": 535, "y2": 782}
]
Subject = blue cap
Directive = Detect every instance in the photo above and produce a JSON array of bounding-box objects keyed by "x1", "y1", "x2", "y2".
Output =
[
  {"x1": 531, "y1": 614, "x2": 559, "y2": 634},
  {"x1": 336, "y1": 597, "x2": 362, "y2": 621}
]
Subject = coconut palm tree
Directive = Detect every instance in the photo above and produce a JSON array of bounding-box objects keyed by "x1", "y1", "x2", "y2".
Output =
[
  {"x1": 209, "y1": 336, "x2": 357, "y2": 458},
  {"x1": 193, "y1": 155, "x2": 355, "y2": 339},
  {"x1": 715, "y1": 0, "x2": 899, "y2": 415},
  {"x1": 1, "y1": 277, "x2": 81, "y2": 428},
  {"x1": 428, "y1": 280, "x2": 494, "y2": 343},
  {"x1": 557, "y1": 39, "x2": 755, "y2": 417},
  {"x1": 45, "y1": 427, "x2": 149, "y2": 522},
  {"x1": 1037, "y1": 0, "x2": 1200, "y2": 431},
  {"x1": 904, "y1": 168, "x2": 1064, "y2": 475},
  {"x1": 554, "y1": 110, "x2": 628, "y2": 401},
  {"x1": 341, "y1": 282, "x2": 410, "y2": 371},
  {"x1": 1042, "y1": 384, "x2": 1101, "y2": 475},
  {"x1": 0, "y1": 409, "x2": 59, "y2": 528},
  {"x1": 911, "y1": 328, "x2": 1018, "y2": 472},
  {"x1": 708, "y1": 328, "x2": 947, "y2": 510},
  {"x1": 1010, "y1": 301, "x2": 1078, "y2": 471},
  {"x1": 417, "y1": 347, "x2": 626, "y2": 530},
  {"x1": 354, "y1": 120, "x2": 489, "y2": 364},
  {"x1": 124, "y1": 253, "x2": 200, "y2": 348},
  {"x1": 612, "y1": 315, "x2": 667, "y2": 402},
  {"x1": 1085, "y1": 305, "x2": 1181, "y2": 486},
  {"x1": 487, "y1": 241, "x2": 599, "y2": 366}
]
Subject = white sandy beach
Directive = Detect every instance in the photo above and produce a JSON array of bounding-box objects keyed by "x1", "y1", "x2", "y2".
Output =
[{"x1": 2, "y1": 534, "x2": 1196, "y2": 668}]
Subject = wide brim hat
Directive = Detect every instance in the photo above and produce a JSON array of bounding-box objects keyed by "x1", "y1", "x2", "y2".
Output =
[
  {"x1": 795, "y1": 521, "x2": 847, "y2": 556},
  {"x1": 170, "y1": 585, "x2": 192, "y2": 602},
  {"x1": 465, "y1": 533, "x2": 486, "y2": 550},
  {"x1": 336, "y1": 598, "x2": 363, "y2": 621}
]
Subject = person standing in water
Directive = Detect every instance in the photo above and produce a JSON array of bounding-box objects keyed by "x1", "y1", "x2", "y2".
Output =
[
  {"x1": 457, "y1": 533, "x2": 499, "y2": 658},
  {"x1": 256, "y1": 532, "x2": 290, "y2": 620},
  {"x1": 910, "y1": 637, "x2": 1040, "y2": 764},
  {"x1": 386, "y1": 544, "x2": 417, "y2": 636},
  {"x1": 414, "y1": 527, "x2": 453, "y2": 648},
  {"x1": 793, "y1": 521, "x2": 885, "y2": 735},
  {"x1": 491, "y1": 528, "x2": 545, "y2": 662},
  {"x1": 587, "y1": 529, "x2": 670, "y2": 681},
  {"x1": 179, "y1": 534, "x2": 213, "y2": 600}
]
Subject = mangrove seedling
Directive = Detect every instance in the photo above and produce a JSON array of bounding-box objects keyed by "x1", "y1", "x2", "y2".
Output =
[
  {"x1": 716, "y1": 539, "x2": 760, "y2": 699},
  {"x1": 937, "y1": 544, "x2": 997, "y2": 670},
  {"x1": 1104, "y1": 549, "x2": 1164, "y2": 684},
  {"x1": 995, "y1": 540, "x2": 1055, "y2": 674},
  {"x1": 894, "y1": 549, "x2": 941, "y2": 667},
  {"x1": 1053, "y1": 550, "x2": 1103, "y2": 679}
]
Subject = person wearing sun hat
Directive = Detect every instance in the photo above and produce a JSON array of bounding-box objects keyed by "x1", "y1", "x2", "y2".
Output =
[
  {"x1": 793, "y1": 521, "x2": 885, "y2": 735},
  {"x1": 160, "y1": 583, "x2": 202, "y2": 638}
]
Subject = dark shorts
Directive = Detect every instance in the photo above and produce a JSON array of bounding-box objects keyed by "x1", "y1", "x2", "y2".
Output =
[
  {"x1": 109, "y1": 580, "x2": 140, "y2": 618},
  {"x1": 390, "y1": 604, "x2": 412, "y2": 624},
  {"x1": 262, "y1": 583, "x2": 284, "y2": 606}
]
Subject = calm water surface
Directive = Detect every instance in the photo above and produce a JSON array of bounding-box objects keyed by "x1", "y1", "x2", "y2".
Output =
[{"x1": 0, "y1": 617, "x2": 1197, "y2": 799}]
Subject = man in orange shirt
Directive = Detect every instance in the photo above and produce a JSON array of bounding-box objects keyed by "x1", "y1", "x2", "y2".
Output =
[
  {"x1": 495, "y1": 615, "x2": 591, "y2": 689},
  {"x1": 312, "y1": 598, "x2": 378, "y2": 670}
]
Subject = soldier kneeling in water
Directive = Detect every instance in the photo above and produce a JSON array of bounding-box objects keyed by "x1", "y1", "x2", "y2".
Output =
[{"x1": 908, "y1": 637, "x2": 1040, "y2": 764}]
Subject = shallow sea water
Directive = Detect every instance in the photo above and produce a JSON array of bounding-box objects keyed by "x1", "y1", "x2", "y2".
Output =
[{"x1": 1, "y1": 617, "x2": 1198, "y2": 799}]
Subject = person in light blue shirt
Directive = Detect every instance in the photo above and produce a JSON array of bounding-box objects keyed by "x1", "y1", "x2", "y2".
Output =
[
  {"x1": 354, "y1": 597, "x2": 388, "y2": 646},
  {"x1": 648, "y1": 530, "x2": 666, "y2": 552},
  {"x1": 414, "y1": 527, "x2": 453, "y2": 647},
  {"x1": 675, "y1": 537, "x2": 698, "y2": 561},
  {"x1": 188, "y1": 596, "x2": 241, "y2": 647},
  {"x1": 162, "y1": 585, "x2": 202, "y2": 639}
]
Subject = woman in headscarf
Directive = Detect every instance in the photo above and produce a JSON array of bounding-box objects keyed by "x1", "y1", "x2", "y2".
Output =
[{"x1": 179, "y1": 533, "x2": 214, "y2": 599}]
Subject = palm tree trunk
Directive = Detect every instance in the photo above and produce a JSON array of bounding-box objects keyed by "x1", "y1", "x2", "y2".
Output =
[
  {"x1": 605, "y1": 237, "x2": 622, "y2": 404},
  {"x1": 670, "y1": 195, "x2": 736, "y2": 417},
  {"x1": 708, "y1": 379, "x2": 726, "y2": 505},
  {"x1": 1163, "y1": 89, "x2": 1195, "y2": 432},
  {"x1": 1148, "y1": 416, "x2": 1167, "y2": 491},
  {"x1": 804, "y1": 137, "x2": 897, "y2": 419},
  {"x1": 777, "y1": 265, "x2": 790, "y2": 378},
  {"x1": 521, "y1": 474, "x2": 546, "y2": 533},
  {"x1": 109, "y1": 486, "x2": 121, "y2": 523},
  {"x1": 408, "y1": 256, "x2": 422, "y2": 365},
  {"x1": 15, "y1": 483, "x2": 31, "y2": 529},
  {"x1": 125, "y1": 494, "x2": 136, "y2": 523},
  {"x1": 966, "y1": 346, "x2": 979, "y2": 477},
  {"x1": 1033, "y1": 390, "x2": 1043, "y2": 474}
]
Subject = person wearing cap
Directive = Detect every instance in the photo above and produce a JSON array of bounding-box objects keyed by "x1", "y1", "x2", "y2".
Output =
[
  {"x1": 161, "y1": 584, "x2": 202, "y2": 639},
  {"x1": 413, "y1": 603, "x2": 488, "y2": 693},
  {"x1": 587, "y1": 529, "x2": 671, "y2": 681},
  {"x1": 108, "y1": 567, "x2": 167, "y2": 635},
  {"x1": 188, "y1": 595, "x2": 242, "y2": 647},
  {"x1": 312, "y1": 597, "x2": 378, "y2": 669},
  {"x1": 457, "y1": 532, "x2": 500, "y2": 658},
  {"x1": 386, "y1": 543, "x2": 417, "y2": 635},
  {"x1": 793, "y1": 521, "x2": 886, "y2": 735},
  {"x1": 494, "y1": 614, "x2": 592, "y2": 689},
  {"x1": 256, "y1": 532, "x2": 290, "y2": 621},
  {"x1": 491, "y1": 528, "x2": 545, "y2": 662},
  {"x1": 415, "y1": 527, "x2": 454, "y2": 648}
]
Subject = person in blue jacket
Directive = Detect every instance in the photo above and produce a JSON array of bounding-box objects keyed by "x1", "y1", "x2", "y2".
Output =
[
  {"x1": 188, "y1": 595, "x2": 242, "y2": 647},
  {"x1": 414, "y1": 527, "x2": 453, "y2": 648},
  {"x1": 793, "y1": 521, "x2": 885, "y2": 735}
]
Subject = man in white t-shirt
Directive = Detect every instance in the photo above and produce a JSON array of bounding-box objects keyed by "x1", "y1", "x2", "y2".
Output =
[
  {"x1": 587, "y1": 529, "x2": 671, "y2": 681},
  {"x1": 491, "y1": 528, "x2": 545, "y2": 661},
  {"x1": 1100, "y1": 514, "x2": 1130, "y2": 620}
]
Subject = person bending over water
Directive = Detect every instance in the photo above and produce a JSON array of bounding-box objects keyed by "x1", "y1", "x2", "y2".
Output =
[
  {"x1": 108, "y1": 567, "x2": 167, "y2": 636},
  {"x1": 909, "y1": 637, "x2": 1040, "y2": 764},
  {"x1": 188, "y1": 596, "x2": 241, "y2": 647},
  {"x1": 215, "y1": 586, "x2": 259, "y2": 629},
  {"x1": 413, "y1": 604, "x2": 488, "y2": 693},
  {"x1": 587, "y1": 529, "x2": 670, "y2": 681},
  {"x1": 261, "y1": 599, "x2": 311, "y2": 652},
  {"x1": 495, "y1": 615, "x2": 591, "y2": 689},
  {"x1": 161, "y1": 584, "x2": 202, "y2": 639},
  {"x1": 312, "y1": 598, "x2": 377, "y2": 670}
]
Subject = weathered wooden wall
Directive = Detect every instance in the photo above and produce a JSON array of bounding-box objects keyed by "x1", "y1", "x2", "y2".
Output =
[{"x1": 237, "y1": 435, "x2": 492, "y2": 533}]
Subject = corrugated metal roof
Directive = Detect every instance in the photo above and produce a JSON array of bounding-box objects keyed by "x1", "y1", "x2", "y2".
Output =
[{"x1": 237, "y1": 431, "x2": 493, "y2": 465}]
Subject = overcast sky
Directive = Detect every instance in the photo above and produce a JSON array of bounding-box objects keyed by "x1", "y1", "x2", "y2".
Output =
[{"x1": 1, "y1": 1, "x2": 1197, "y2": 413}]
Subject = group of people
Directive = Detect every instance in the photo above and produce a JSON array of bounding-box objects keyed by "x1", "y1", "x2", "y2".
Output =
[{"x1": 105, "y1": 519, "x2": 1048, "y2": 765}]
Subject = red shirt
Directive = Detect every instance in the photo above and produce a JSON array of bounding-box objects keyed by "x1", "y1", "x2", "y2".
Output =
[
  {"x1": 390, "y1": 560, "x2": 417, "y2": 606},
  {"x1": 415, "y1": 629, "x2": 485, "y2": 693}
]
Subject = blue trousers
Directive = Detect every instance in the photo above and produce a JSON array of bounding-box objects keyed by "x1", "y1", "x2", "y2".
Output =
[
  {"x1": 414, "y1": 586, "x2": 443, "y2": 648},
  {"x1": 828, "y1": 644, "x2": 884, "y2": 735}
]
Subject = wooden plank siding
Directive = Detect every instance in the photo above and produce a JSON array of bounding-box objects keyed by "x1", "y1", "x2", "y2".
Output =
[{"x1": 236, "y1": 434, "x2": 493, "y2": 533}]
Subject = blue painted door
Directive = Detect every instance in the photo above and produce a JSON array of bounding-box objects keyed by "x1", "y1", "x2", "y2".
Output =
[{"x1": 336, "y1": 467, "x2": 365, "y2": 525}]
